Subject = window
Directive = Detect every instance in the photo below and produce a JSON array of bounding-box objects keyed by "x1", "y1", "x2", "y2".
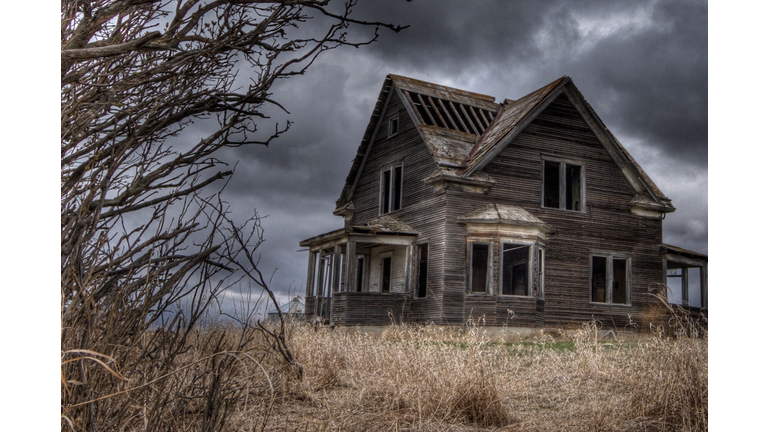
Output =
[
  {"x1": 380, "y1": 254, "x2": 392, "y2": 293},
  {"x1": 537, "y1": 248, "x2": 545, "y2": 299},
  {"x1": 591, "y1": 255, "x2": 630, "y2": 305},
  {"x1": 380, "y1": 165, "x2": 403, "y2": 214},
  {"x1": 469, "y1": 243, "x2": 491, "y2": 294},
  {"x1": 666, "y1": 265, "x2": 703, "y2": 307},
  {"x1": 501, "y1": 244, "x2": 530, "y2": 296},
  {"x1": 416, "y1": 243, "x2": 428, "y2": 298},
  {"x1": 388, "y1": 115, "x2": 399, "y2": 137},
  {"x1": 355, "y1": 255, "x2": 365, "y2": 292},
  {"x1": 543, "y1": 159, "x2": 584, "y2": 211}
]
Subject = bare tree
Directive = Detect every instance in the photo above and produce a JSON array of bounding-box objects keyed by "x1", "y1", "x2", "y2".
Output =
[{"x1": 61, "y1": 1, "x2": 403, "y2": 429}]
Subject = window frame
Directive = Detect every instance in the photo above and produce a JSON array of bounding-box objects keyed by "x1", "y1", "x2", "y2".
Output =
[
  {"x1": 537, "y1": 247, "x2": 545, "y2": 299},
  {"x1": 541, "y1": 157, "x2": 586, "y2": 212},
  {"x1": 589, "y1": 253, "x2": 631, "y2": 306},
  {"x1": 379, "y1": 163, "x2": 404, "y2": 215},
  {"x1": 388, "y1": 114, "x2": 399, "y2": 138},
  {"x1": 467, "y1": 241, "x2": 493, "y2": 295},
  {"x1": 499, "y1": 242, "x2": 534, "y2": 297},
  {"x1": 666, "y1": 265, "x2": 704, "y2": 308}
]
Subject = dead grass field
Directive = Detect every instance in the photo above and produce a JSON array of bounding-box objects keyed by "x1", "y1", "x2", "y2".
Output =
[
  {"x1": 244, "y1": 321, "x2": 707, "y2": 432},
  {"x1": 63, "y1": 315, "x2": 706, "y2": 431}
]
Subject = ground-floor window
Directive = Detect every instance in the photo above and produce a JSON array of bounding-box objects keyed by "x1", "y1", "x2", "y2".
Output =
[
  {"x1": 537, "y1": 248, "x2": 545, "y2": 299},
  {"x1": 591, "y1": 254, "x2": 630, "y2": 305},
  {"x1": 380, "y1": 253, "x2": 392, "y2": 293},
  {"x1": 468, "y1": 243, "x2": 491, "y2": 294},
  {"x1": 416, "y1": 243, "x2": 428, "y2": 298},
  {"x1": 501, "y1": 244, "x2": 531, "y2": 296}
]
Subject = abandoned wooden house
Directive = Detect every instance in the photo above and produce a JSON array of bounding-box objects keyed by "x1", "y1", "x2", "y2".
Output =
[{"x1": 299, "y1": 74, "x2": 707, "y2": 327}]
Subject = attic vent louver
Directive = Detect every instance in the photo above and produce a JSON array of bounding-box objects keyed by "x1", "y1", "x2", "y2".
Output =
[{"x1": 404, "y1": 90, "x2": 496, "y2": 136}]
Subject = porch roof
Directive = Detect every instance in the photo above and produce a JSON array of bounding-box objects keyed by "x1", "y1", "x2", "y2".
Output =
[
  {"x1": 662, "y1": 243, "x2": 708, "y2": 261},
  {"x1": 299, "y1": 216, "x2": 418, "y2": 247}
]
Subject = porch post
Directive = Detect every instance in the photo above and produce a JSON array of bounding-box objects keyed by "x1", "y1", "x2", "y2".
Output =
[
  {"x1": 306, "y1": 251, "x2": 316, "y2": 299},
  {"x1": 330, "y1": 244, "x2": 341, "y2": 323},
  {"x1": 404, "y1": 242, "x2": 414, "y2": 293},
  {"x1": 345, "y1": 241, "x2": 357, "y2": 293},
  {"x1": 701, "y1": 263, "x2": 708, "y2": 309}
]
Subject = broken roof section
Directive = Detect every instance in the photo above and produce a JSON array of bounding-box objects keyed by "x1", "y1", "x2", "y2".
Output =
[{"x1": 336, "y1": 74, "x2": 673, "y2": 214}]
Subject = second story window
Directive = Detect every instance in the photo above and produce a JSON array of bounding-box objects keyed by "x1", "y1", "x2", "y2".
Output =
[
  {"x1": 380, "y1": 165, "x2": 403, "y2": 214},
  {"x1": 543, "y1": 159, "x2": 584, "y2": 211}
]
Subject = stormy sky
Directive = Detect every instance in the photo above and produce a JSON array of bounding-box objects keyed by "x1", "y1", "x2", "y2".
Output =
[{"x1": 206, "y1": 0, "x2": 708, "y2": 306}]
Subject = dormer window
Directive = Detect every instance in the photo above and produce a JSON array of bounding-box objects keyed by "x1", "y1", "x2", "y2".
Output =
[
  {"x1": 543, "y1": 158, "x2": 585, "y2": 211},
  {"x1": 380, "y1": 164, "x2": 403, "y2": 214},
  {"x1": 388, "y1": 115, "x2": 399, "y2": 137}
]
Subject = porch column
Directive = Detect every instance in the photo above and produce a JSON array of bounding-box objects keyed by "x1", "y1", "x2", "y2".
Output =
[
  {"x1": 345, "y1": 241, "x2": 357, "y2": 293},
  {"x1": 701, "y1": 263, "x2": 708, "y2": 309},
  {"x1": 404, "y1": 243, "x2": 414, "y2": 293},
  {"x1": 306, "y1": 251, "x2": 316, "y2": 298},
  {"x1": 330, "y1": 244, "x2": 341, "y2": 323}
]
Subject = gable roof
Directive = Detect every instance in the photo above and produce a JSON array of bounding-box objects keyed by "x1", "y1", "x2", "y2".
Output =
[{"x1": 336, "y1": 74, "x2": 673, "y2": 213}]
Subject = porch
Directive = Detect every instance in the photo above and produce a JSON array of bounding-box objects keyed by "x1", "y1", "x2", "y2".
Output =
[{"x1": 300, "y1": 218, "x2": 419, "y2": 325}]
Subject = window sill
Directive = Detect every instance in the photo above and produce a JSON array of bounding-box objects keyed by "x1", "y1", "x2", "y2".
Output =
[
  {"x1": 589, "y1": 302, "x2": 632, "y2": 307},
  {"x1": 541, "y1": 206, "x2": 586, "y2": 214},
  {"x1": 498, "y1": 294, "x2": 534, "y2": 299}
]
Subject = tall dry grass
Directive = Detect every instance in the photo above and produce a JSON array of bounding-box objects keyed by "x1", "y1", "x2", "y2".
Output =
[
  {"x1": 63, "y1": 309, "x2": 706, "y2": 431},
  {"x1": 274, "y1": 317, "x2": 707, "y2": 432}
]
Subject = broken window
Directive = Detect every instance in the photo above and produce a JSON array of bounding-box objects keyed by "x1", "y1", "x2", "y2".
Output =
[
  {"x1": 543, "y1": 159, "x2": 584, "y2": 211},
  {"x1": 416, "y1": 243, "x2": 428, "y2": 298},
  {"x1": 469, "y1": 243, "x2": 490, "y2": 294},
  {"x1": 381, "y1": 255, "x2": 392, "y2": 293},
  {"x1": 501, "y1": 244, "x2": 530, "y2": 296},
  {"x1": 388, "y1": 115, "x2": 399, "y2": 137},
  {"x1": 591, "y1": 254, "x2": 630, "y2": 305},
  {"x1": 380, "y1": 165, "x2": 403, "y2": 214},
  {"x1": 403, "y1": 90, "x2": 496, "y2": 135},
  {"x1": 666, "y1": 265, "x2": 703, "y2": 307}
]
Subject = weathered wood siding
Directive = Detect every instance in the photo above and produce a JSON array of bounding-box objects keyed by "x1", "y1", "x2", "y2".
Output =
[
  {"x1": 443, "y1": 93, "x2": 664, "y2": 327},
  {"x1": 331, "y1": 292, "x2": 412, "y2": 326},
  {"x1": 346, "y1": 91, "x2": 450, "y2": 324}
]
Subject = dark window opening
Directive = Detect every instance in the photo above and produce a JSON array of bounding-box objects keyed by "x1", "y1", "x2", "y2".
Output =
[
  {"x1": 543, "y1": 160, "x2": 583, "y2": 211},
  {"x1": 381, "y1": 256, "x2": 391, "y2": 293},
  {"x1": 544, "y1": 161, "x2": 560, "y2": 208},
  {"x1": 537, "y1": 248, "x2": 545, "y2": 299},
  {"x1": 470, "y1": 243, "x2": 489, "y2": 293},
  {"x1": 417, "y1": 244, "x2": 428, "y2": 298},
  {"x1": 592, "y1": 255, "x2": 630, "y2": 304},
  {"x1": 502, "y1": 244, "x2": 530, "y2": 296},
  {"x1": 380, "y1": 165, "x2": 402, "y2": 214},
  {"x1": 591, "y1": 256, "x2": 607, "y2": 303},
  {"x1": 566, "y1": 164, "x2": 582, "y2": 211},
  {"x1": 612, "y1": 258, "x2": 627, "y2": 304},
  {"x1": 392, "y1": 166, "x2": 402, "y2": 211}
]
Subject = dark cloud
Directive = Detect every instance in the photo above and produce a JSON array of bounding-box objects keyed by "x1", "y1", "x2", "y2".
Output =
[{"x1": 194, "y1": 0, "x2": 707, "y2": 303}]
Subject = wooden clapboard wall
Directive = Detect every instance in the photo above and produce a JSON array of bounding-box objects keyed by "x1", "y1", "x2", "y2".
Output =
[
  {"x1": 442, "y1": 93, "x2": 664, "y2": 328},
  {"x1": 348, "y1": 91, "x2": 449, "y2": 324}
]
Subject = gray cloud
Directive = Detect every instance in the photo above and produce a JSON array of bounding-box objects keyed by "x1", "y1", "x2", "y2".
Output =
[{"x1": 200, "y1": 0, "x2": 707, "y2": 304}]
